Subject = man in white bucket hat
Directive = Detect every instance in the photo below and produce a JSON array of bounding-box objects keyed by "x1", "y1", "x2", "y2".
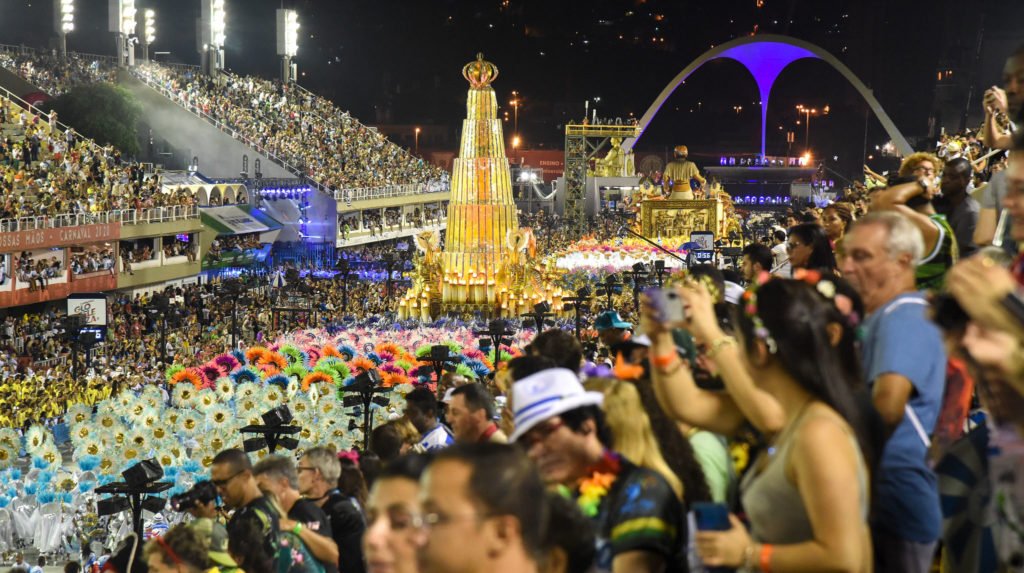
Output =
[{"x1": 509, "y1": 368, "x2": 686, "y2": 573}]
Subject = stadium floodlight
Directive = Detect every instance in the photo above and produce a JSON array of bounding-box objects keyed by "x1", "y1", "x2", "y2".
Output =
[
  {"x1": 108, "y1": 0, "x2": 137, "y2": 67},
  {"x1": 276, "y1": 9, "x2": 299, "y2": 57},
  {"x1": 276, "y1": 9, "x2": 299, "y2": 83},
  {"x1": 211, "y1": 0, "x2": 226, "y2": 47},
  {"x1": 55, "y1": 0, "x2": 74, "y2": 58},
  {"x1": 144, "y1": 9, "x2": 155, "y2": 44},
  {"x1": 56, "y1": 0, "x2": 75, "y2": 33},
  {"x1": 120, "y1": 0, "x2": 136, "y2": 36},
  {"x1": 200, "y1": 0, "x2": 226, "y2": 75}
]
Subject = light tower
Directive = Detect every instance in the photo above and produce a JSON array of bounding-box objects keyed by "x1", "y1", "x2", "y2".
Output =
[
  {"x1": 54, "y1": 0, "x2": 74, "y2": 59},
  {"x1": 108, "y1": 0, "x2": 137, "y2": 67},
  {"x1": 200, "y1": 0, "x2": 226, "y2": 77},
  {"x1": 142, "y1": 9, "x2": 155, "y2": 62},
  {"x1": 276, "y1": 9, "x2": 299, "y2": 84}
]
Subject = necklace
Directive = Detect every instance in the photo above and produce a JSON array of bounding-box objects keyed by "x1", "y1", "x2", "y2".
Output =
[{"x1": 559, "y1": 450, "x2": 622, "y2": 518}]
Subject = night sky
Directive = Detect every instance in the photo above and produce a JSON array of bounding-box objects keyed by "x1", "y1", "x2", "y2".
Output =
[{"x1": 2, "y1": 0, "x2": 1020, "y2": 179}]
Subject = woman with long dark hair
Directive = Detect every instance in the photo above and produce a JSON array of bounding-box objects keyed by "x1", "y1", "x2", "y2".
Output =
[
  {"x1": 787, "y1": 223, "x2": 838, "y2": 275},
  {"x1": 642, "y1": 278, "x2": 873, "y2": 572},
  {"x1": 822, "y1": 202, "x2": 855, "y2": 244}
]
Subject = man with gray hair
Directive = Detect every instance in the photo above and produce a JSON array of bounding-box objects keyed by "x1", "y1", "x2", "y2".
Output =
[
  {"x1": 253, "y1": 455, "x2": 339, "y2": 571},
  {"x1": 297, "y1": 446, "x2": 366, "y2": 573},
  {"x1": 839, "y1": 211, "x2": 947, "y2": 572}
]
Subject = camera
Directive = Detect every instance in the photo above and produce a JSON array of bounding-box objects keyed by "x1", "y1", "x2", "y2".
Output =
[{"x1": 169, "y1": 480, "x2": 218, "y2": 513}]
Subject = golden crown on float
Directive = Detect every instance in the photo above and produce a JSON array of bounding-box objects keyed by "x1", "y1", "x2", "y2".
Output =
[
  {"x1": 398, "y1": 54, "x2": 564, "y2": 320},
  {"x1": 463, "y1": 52, "x2": 499, "y2": 88}
]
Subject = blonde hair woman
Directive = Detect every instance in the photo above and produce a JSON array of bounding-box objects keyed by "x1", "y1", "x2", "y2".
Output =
[{"x1": 583, "y1": 377, "x2": 683, "y2": 500}]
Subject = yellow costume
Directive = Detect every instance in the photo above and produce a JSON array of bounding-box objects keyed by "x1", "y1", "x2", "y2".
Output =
[{"x1": 663, "y1": 145, "x2": 705, "y2": 200}]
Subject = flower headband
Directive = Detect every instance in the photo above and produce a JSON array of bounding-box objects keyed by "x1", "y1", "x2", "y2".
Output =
[
  {"x1": 337, "y1": 450, "x2": 360, "y2": 465},
  {"x1": 743, "y1": 270, "x2": 860, "y2": 355},
  {"x1": 792, "y1": 269, "x2": 860, "y2": 329},
  {"x1": 740, "y1": 271, "x2": 777, "y2": 354}
]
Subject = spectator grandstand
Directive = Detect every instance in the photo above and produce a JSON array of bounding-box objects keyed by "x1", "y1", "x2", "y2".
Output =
[{"x1": 132, "y1": 63, "x2": 448, "y2": 191}]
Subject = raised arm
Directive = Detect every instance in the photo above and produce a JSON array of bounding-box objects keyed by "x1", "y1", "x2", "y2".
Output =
[
  {"x1": 869, "y1": 182, "x2": 940, "y2": 253},
  {"x1": 641, "y1": 282, "x2": 785, "y2": 436}
]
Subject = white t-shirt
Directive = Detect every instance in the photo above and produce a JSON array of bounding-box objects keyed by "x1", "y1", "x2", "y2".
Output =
[{"x1": 770, "y1": 243, "x2": 791, "y2": 277}]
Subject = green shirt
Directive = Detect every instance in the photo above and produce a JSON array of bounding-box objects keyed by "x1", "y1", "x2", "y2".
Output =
[
  {"x1": 688, "y1": 430, "x2": 733, "y2": 503},
  {"x1": 915, "y1": 213, "x2": 959, "y2": 291}
]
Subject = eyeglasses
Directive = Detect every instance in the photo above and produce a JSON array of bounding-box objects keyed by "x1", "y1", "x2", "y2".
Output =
[
  {"x1": 211, "y1": 469, "x2": 244, "y2": 488},
  {"x1": 517, "y1": 419, "x2": 565, "y2": 449},
  {"x1": 786, "y1": 242, "x2": 804, "y2": 251}
]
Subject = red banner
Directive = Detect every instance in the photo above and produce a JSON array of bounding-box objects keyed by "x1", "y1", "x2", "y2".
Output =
[
  {"x1": 0, "y1": 224, "x2": 119, "y2": 253},
  {"x1": 0, "y1": 272, "x2": 116, "y2": 308}
]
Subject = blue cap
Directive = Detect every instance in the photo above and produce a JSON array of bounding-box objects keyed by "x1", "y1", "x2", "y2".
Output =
[{"x1": 594, "y1": 310, "x2": 632, "y2": 331}]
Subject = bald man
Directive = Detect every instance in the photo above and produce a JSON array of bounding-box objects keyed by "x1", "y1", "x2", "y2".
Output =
[{"x1": 663, "y1": 145, "x2": 705, "y2": 200}]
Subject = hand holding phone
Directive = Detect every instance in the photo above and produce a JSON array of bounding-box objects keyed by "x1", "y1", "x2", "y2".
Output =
[
  {"x1": 693, "y1": 502, "x2": 730, "y2": 531},
  {"x1": 645, "y1": 286, "x2": 686, "y2": 324}
]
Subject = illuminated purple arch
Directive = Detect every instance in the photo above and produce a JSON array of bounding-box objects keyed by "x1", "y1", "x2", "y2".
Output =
[{"x1": 623, "y1": 34, "x2": 912, "y2": 157}]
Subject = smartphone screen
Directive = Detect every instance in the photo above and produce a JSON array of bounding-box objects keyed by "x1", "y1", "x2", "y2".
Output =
[{"x1": 693, "y1": 502, "x2": 730, "y2": 531}]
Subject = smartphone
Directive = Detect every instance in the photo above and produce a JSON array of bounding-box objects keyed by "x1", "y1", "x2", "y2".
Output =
[
  {"x1": 693, "y1": 502, "x2": 730, "y2": 531},
  {"x1": 645, "y1": 287, "x2": 686, "y2": 323}
]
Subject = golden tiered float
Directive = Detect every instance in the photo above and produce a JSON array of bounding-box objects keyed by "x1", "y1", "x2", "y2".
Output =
[{"x1": 398, "y1": 54, "x2": 564, "y2": 320}]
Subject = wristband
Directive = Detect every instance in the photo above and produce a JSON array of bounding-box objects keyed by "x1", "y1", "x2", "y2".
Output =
[
  {"x1": 706, "y1": 335, "x2": 737, "y2": 359},
  {"x1": 759, "y1": 543, "x2": 773, "y2": 572},
  {"x1": 652, "y1": 353, "x2": 678, "y2": 368},
  {"x1": 656, "y1": 359, "x2": 684, "y2": 377},
  {"x1": 292, "y1": 523, "x2": 303, "y2": 536}
]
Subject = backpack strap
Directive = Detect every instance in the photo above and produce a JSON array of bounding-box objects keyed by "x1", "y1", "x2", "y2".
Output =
[{"x1": 883, "y1": 297, "x2": 933, "y2": 448}]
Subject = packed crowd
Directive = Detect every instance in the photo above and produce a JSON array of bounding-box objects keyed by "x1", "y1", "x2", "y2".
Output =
[
  {"x1": 1, "y1": 40, "x2": 1023, "y2": 573},
  {"x1": 0, "y1": 49, "x2": 116, "y2": 97},
  {"x1": 162, "y1": 237, "x2": 198, "y2": 262},
  {"x1": 1, "y1": 96, "x2": 195, "y2": 221},
  {"x1": 97, "y1": 46, "x2": 1024, "y2": 573},
  {"x1": 11, "y1": 251, "x2": 62, "y2": 291},
  {"x1": 134, "y1": 64, "x2": 447, "y2": 191}
]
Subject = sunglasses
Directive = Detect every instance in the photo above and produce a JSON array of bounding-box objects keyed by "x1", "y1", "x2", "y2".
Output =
[{"x1": 211, "y1": 469, "x2": 244, "y2": 488}]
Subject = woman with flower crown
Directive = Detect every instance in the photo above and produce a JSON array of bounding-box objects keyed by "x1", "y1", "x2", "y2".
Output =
[{"x1": 640, "y1": 276, "x2": 875, "y2": 572}]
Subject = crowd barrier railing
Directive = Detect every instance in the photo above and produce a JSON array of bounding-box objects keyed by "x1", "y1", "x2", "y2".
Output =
[
  {"x1": 0, "y1": 205, "x2": 198, "y2": 232},
  {"x1": 333, "y1": 182, "x2": 451, "y2": 202}
]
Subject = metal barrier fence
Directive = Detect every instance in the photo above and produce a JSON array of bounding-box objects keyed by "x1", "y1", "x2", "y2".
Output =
[
  {"x1": 0, "y1": 205, "x2": 198, "y2": 232},
  {"x1": 333, "y1": 182, "x2": 451, "y2": 202}
]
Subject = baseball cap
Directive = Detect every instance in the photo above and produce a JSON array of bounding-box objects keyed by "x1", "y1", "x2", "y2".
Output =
[
  {"x1": 593, "y1": 311, "x2": 631, "y2": 331},
  {"x1": 189, "y1": 518, "x2": 238, "y2": 569}
]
